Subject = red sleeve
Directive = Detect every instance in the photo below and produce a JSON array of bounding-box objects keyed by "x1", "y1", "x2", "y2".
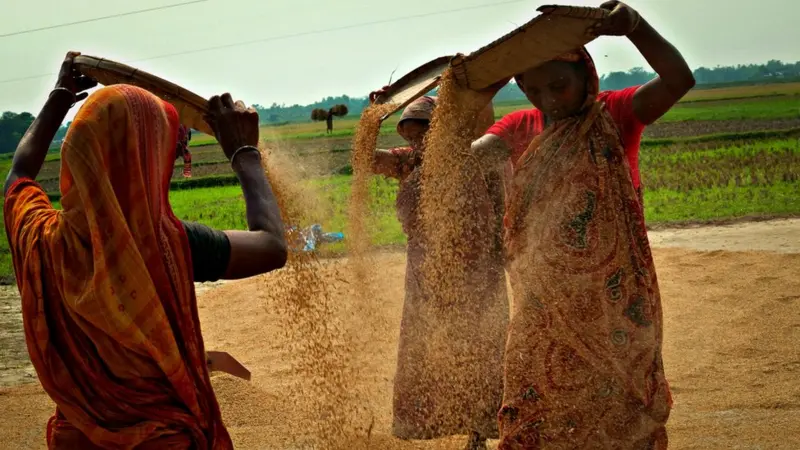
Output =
[
  {"x1": 485, "y1": 109, "x2": 539, "y2": 166},
  {"x1": 600, "y1": 86, "x2": 645, "y2": 148},
  {"x1": 389, "y1": 147, "x2": 412, "y2": 157},
  {"x1": 599, "y1": 86, "x2": 646, "y2": 188}
]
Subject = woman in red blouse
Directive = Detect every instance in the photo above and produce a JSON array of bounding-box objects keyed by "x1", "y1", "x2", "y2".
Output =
[{"x1": 470, "y1": 1, "x2": 695, "y2": 448}]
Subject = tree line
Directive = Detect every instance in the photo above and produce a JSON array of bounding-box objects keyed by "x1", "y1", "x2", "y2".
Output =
[{"x1": 1, "y1": 59, "x2": 799, "y2": 153}]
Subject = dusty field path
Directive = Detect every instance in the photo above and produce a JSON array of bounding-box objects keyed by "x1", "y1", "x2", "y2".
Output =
[
  {"x1": 0, "y1": 219, "x2": 798, "y2": 449},
  {"x1": 648, "y1": 218, "x2": 800, "y2": 254}
]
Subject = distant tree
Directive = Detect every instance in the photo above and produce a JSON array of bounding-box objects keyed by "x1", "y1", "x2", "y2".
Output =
[
  {"x1": 2, "y1": 58, "x2": 799, "y2": 155},
  {"x1": 0, "y1": 112, "x2": 35, "y2": 153},
  {"x1": 53, "y1": 121, "x2": 71, "y2": 144},
  {"x1": 255, "y1": 95, "x2": 366, "y2": 124}
]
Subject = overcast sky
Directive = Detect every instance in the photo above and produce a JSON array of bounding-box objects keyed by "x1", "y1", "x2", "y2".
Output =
[{"x1": 1, "y1": 0, "x2": 798, "y2": 118}]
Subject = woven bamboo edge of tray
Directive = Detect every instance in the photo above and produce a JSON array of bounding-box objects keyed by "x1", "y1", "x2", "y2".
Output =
[
  {"x1": 371, "y1": 4, "x2": 609, "y2": 121},
  {"x1": 462, "y1": 5, "x2": 608, "y2": 67},
  {"x1": 73, "y1": 55, "x2": 214, "y2": 135}
]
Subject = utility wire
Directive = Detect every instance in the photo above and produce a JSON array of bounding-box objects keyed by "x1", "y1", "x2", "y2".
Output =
[
  {"x1": 0, "y1": 0, "x2": 533, "y2": 85},
  {"x1": 131, "y1": 0, "x2": 532, "y2": 63},
  {"x1": 0, "y1": 0, "x2": 209, "y2": 38}
]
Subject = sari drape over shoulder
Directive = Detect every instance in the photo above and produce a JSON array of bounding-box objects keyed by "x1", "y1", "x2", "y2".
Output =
[
  {"x1": 3, "y1": 85, "x2": 232, "y2": 449},
  {"x1": 497, "y1": 50, "x2": 670, "y2": 449}
]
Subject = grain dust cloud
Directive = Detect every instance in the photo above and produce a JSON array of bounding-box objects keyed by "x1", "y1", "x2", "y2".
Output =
[
  {"x1": 418, "y1": 70, "x2": 497, "y2": 307},
  {"x1": 347, "y1": 103, "x2": 396, "y2": 331},
  {"x1": 253, "y1": 103, "x2": 397, "y2": 448},
  {"x1": 259, "y1": 144, "x2": 369, "y2": 449},
  {"x1": 245, "y1": 72, "x2": 499, "y2": 448}
]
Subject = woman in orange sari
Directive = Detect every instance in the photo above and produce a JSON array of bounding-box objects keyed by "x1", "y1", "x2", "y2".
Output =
[
  {"x1": 471, "y1": 2, "x2": 695, "y2": 448},
  {"x1": 3, "y1": 52, "x2": 287, "y2": 449}
]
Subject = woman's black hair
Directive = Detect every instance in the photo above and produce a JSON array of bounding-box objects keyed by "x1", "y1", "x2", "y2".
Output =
[
  {"x1": 515, "y1": 59, "x2": 589, "y2": 89},
  {"x1": 568, "y1": 60, "x2": 589, "y2": 83},
  {"x1": 398, "y1": 118, "x2": 430, "y2": 128}
]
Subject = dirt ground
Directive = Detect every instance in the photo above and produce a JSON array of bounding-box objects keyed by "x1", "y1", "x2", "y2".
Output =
[{"x1": 1, "y1": 219, "x2": 799, "y2": 449}]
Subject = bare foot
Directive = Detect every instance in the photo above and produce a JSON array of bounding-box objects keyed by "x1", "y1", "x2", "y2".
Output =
[{"x1": 464, "y1": 431, "x2": 488, "y2": 450}]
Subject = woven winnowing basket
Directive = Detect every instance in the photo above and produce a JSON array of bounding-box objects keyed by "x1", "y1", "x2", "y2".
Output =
[
  {"x1": 374, "y1": 4, "x2": 607, "y2": 120},
  {"x1": 452, "y1": 5, "x2": 608, "y2": 90},
  {"x1": 73, "y1": 55, "x2": 214, "y2": 136},
  {"x1": 373, "y1": 56, "x2": 451, "y2": 121}
]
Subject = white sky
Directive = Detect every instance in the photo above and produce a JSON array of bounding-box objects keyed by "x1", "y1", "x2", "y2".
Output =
[{"x1": 1, "y1": 0, "x2": 798, "y2": 118}]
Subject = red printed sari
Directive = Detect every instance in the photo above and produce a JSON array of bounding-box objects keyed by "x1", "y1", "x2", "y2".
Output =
[{"x1": 498, "y1": 50, "x2": 670, "y2": 449}]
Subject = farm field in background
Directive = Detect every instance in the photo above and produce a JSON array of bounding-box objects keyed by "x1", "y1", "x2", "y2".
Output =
[
  {"x1": 187, "y1": 93, "x2": 800, "y2": 145},
  {"x1": 170, "y1": 136, "x2": 800, "y2": 242},
  {"x1": 0, "y1": 82, "x2": 798, "y2": 282},
  {"x1": 187, "y1": 82, "x2": 800, "y2": 145},
  {"x1": 493, "y1": 95, "x2": 800, "y2": 123}
]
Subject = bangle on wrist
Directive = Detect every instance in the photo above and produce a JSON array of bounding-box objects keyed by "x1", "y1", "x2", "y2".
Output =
[
  {"x1": 230, "y1": 145, "x2": 261, "y2": 166},
  {"x1": 50, "y1": 87, "x2": 77, "y2": 107}
]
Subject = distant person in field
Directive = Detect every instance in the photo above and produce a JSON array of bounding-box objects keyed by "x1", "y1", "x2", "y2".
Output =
[
  {"x1": 326, "y1": 110, "x2": 333, "y2": 134},
  {"x1": 176, "y1": 124, "x2": 193, "y2": 177},
  {"x1": 3, "y1": 52, "x2": 287, "y2": 449},
  {"x1": 470, "y1": 2, "x2": 695, "y2": 448},
  {"x1": 369, "y1": 94, "x2": 509, "y2": 450}
]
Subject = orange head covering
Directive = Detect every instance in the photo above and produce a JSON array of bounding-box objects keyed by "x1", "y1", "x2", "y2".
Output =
[{"x1": 4, "y1": 84, "x2": 231, "y2": 449}]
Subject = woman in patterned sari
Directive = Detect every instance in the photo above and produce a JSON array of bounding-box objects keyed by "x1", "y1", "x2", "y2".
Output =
[
  {"x1": 3, "y1": 52, "x2": 287, "y2": 449},
  {"x1": 369, "y1": 95, "x2": 509, "y2": 450},
  {"x1": 470, "y1": 2, "x2": 695, "y2": 448}
]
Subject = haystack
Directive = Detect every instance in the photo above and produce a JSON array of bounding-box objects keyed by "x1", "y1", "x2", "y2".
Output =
[
  {"x1": 311, "y1": 108, "x2": 329, "y2": 122},
  {"x1": 329, "y1": 104, "x2": 349, "y2": 117}
]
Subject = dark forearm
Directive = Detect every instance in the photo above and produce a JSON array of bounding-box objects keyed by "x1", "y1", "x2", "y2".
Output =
[
  {"x1": 232, "y1": 151, "x2": 285, "y2": 240},
  {"x1": 628, "y1": 18, "x2": 695, "y2": 94},
  {"x1": 5, "y1": 91, "x2": 72, "y2": 192}
]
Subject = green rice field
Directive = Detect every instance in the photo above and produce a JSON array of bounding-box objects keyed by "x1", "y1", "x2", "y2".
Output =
[{"x1": 0, "y1": 82, "x2": 799, "y2": 282}]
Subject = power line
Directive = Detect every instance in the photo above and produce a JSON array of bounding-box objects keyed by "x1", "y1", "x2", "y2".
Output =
[
  {"x1": 0, "y1": 0, "x2": 209, "y2": 38},
  {"x1": 0, "y1": 0, "x2": 533, "y2": 86},
  {"x1": 132, "y1": 0, "x2": 533, "y2": 63}
]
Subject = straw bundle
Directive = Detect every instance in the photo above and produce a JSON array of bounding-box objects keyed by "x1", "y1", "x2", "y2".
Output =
[
  {"x1": 311, "y1": 108, "x2": 329, "y2": 121},
  {"x1": 329, "y1": 104, "x2": 349, "y2": 117}
]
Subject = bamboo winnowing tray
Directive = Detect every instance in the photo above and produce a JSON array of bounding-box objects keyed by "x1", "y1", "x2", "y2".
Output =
[
  {"x1": 372, "y1": 56, "x2": 452, "y2": 121},
  {"x1": 373, "y1": 5, "x2": 608, "y2": 121},
  {"x1": 73, "y1": 55, "x2": 214, "y2": 136}
]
